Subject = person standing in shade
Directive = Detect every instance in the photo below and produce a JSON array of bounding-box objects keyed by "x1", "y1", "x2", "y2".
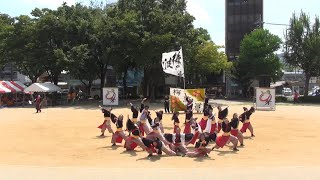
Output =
[
  {"x1": 164, "y1": 95, "x2": 170, "y2": 113},
  {"x1": 34, "y1": 95, "x2": 42, "y2": 113}
]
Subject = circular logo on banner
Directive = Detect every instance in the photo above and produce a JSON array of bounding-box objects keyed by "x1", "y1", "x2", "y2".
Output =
[
  {"x1": 259, "y1": 90, "x2": 272, "y2": 105},
  {"x1": 105, "y1": 89, "x2": 116, "y2": 103}
]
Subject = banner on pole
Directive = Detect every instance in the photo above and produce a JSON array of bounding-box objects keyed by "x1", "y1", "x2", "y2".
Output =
[
  {"x1": 170, "y1": 88, "x2": 205, "y2": 112},
  {"x1": 103, "y1": 87, "x2": 119, "y2": 106},
  {"x1": 162, "y1": 49, "x2": 184, "y2": 77},
  {"x1": 255, "y1": 87, "x2": 275, "y2": 110}
]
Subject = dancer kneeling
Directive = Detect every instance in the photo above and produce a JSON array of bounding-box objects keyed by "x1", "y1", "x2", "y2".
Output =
[
  {"x1": 142, "y1": 137, "x2": 176, "y2": 157},
  {"x1": 186, "y1": 133, "x2": 212, "y2": 157},
  {"x1": 212, "y1": 118, "x2": 239, "y2": 151},
  {"x1": 124, "y1": 118, "x2": 153, "y2": 155},
  {"x1": 146, "y1": 117, "x2": 171, "y2": 146}
]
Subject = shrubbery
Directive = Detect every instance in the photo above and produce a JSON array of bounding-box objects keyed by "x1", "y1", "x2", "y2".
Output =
[
  {"x1": 298, "y1": 96, "x2": 320, "y2": 103},
  {"x1": 275, "y1": 96, "x2": 288, "y2": 102}
]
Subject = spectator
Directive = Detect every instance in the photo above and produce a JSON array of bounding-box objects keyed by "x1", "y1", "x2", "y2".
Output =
[{"x1": 293, "y1": 90, "x2": 300, "y2": 104}]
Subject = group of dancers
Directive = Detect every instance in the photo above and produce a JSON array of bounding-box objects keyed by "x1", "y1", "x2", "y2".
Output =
[{"x1": 97, "y1": 97, "x2": 256, "y2": 157}]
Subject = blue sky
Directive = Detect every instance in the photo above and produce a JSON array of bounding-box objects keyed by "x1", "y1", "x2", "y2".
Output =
[{"x1": 1, "y1": 0, "x2": 319, "y2": 48}]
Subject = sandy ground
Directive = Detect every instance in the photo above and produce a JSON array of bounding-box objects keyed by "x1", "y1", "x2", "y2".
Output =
[{"x1": 1, "y1": 101, "x2": 320, "y2": 179}]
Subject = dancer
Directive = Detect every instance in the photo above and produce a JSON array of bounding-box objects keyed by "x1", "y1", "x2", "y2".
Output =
[
  {"x1": 156, "y1": 110, "x2": 164, "y2": 133},
  {"x1": 204, "y1": 108, "x2": 218, "y2": 143},
  {"x1": 111, "y1": 115, "x2": 127, "y2": 146},
  {"x1": 142, "y1": 137, "x2": 176, "y2": 157},
  {"x1": 183, "y1": 109, "x2": 193, "y2": 134},
  {"x1": 97, "y1": 106, "x2": 114, "y2": 137},
  {"x1": 129, "y1": 103, "x2": 139, "y2": 123},
  {"x1": 186, "y1": 133, "x2": 212, "y2": 157},
  {"x1": 198, "y1": 107, "x2": 210, "y2": 131},
  {"x1": 123, "y1": 118, "x2": 153, "y2": 155},
  {"x1": 172, "y1": 112, "x2": 180, "y2": 133},
  {"x1": 230, "y1": 113, "x2": 244, "y2": 146},
  {"x1": 34, "y1": 95, "x2": 42, "y2": 113},
  {"x1": 164, "y1": 119, "x2": 200, "y2": 147},
  {"x1": 240, "y1": 107, "x2": 256, "y2": 137},
  {"x1": 212, "y1": 118, "x2": 239, "y2": 151},
  {"x1": 139, "y1": 99, "x2": 152, "y2": 136},
  {"x1": 217, "y1": 106, "x2": 229, "y2": 132},
  {"x1": 146, "y1": 117, "x2": 171, "y2": 146},
  {"x1": 185, "y1": 93, "x2": 193, "y2": 111}
]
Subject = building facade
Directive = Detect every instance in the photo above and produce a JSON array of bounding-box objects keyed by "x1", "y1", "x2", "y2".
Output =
[
  {"x1": 225, "y1": 0, "x2": 263, "y2": 60},
  {"x1": 225, "y1": 0, "x2": 263, "y2": 97}
]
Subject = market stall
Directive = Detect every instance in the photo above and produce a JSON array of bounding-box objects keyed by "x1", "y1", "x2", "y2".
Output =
[
  {"x1": 0, "y1": 81, "x2": 27, "y2": 107},
  {"x1": 24, "y1": 83, "x2": 63, "y2": 107}
]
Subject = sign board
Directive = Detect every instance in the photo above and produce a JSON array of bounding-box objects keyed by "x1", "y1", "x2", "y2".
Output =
[
  {"x1": 255, "y1": 87, "x2": 275, "y2": 111},
  {"x1": 170, "y1": 88, "x2": 205, "y2": 112},
  {"x1": 103, "y1": 87, "x2": 119, "y2": 106}
]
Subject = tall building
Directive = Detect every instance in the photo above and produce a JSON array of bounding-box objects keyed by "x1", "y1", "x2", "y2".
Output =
[{"x1": 225, "y1": 0, "x2": 263, "y2": 60}]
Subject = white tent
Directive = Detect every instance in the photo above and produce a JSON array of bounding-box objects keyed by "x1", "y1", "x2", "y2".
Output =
[{"x1": 24, "y1": 83, "x2": 62, "y2": 93}]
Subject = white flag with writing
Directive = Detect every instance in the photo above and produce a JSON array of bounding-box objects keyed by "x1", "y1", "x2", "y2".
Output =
[{"x1": 162, "y1": 48, "x2": 184, "y2": 77}]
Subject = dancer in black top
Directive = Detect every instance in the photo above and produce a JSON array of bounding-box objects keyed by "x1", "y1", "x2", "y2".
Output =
[
  {"x1": 230, "y1": 113, "x2": 244, "y2": 146},
  {"x1": 97, "y1": 106, "x2": 114, "y2": 137},
  {"x1": 111, "y1": 115, "x2": 127, "y2": 146}
]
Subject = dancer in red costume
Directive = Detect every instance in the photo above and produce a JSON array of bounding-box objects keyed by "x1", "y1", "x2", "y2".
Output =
[
  {"x1": 183, "y1": 110, "x2": 193, "y2": 134},
  {"x1": 123, "y1": 118, "x2": 153, "y2": 155},
  {"x1": 212, "y1": 118, "x2": 239, "y2": 151},
  {"x1": 111, "y1": 115, "x2": 127, "y2": 146},
  {"x1": 97, "y1": 106, "x2": 115, "y2": 137},
  {"x1": 172, "y1": 112, "x2": 180, "y2": 133},
  {"x1": 146, "y1": 117, "x2": 171, "y2": 146},
  {"x1": 156, "y1": 110, "x2": 165, "y2": 133},
  {"x1": 240, "y1": 107, "x2": 256, "y2": 137},
  {"x1": 186, "y1": 133, "x2": 212, "y2": 157},
  {"x1": 230, "y1": 113, "x2": 244, "y2": 146},
  {"x1": 138, "y1": 98, "x2": 152, "y2": 136},
  {"x1": 217, "y1": 106, "x2": 229, "y2": 132},
  {"x1": 198, "y1": 107, "x2": 210, "y2": 131},
  {"x1": 204, "y1": 106, "x2": 217, "y2": 142}
]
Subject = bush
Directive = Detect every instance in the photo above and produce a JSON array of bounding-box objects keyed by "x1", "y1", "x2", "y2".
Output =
[
  {"x1": 275, "y1": 96, "x2": 288, "y2": 102},
  {"x1": 298, "y1": 96, "x2": 320, "y2": 103}
]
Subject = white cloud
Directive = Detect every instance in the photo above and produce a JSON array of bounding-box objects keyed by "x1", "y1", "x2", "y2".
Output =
[
  {"x1": 186, "y1": 0, "x2": 212, "y2": 26},
  {"x1": 23, "y1": 0, "x2": 76, "y2": 8}
]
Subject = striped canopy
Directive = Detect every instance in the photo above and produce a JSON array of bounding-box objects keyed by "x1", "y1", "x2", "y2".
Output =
[{"x1": 0, "y1": 81, "x2": 27, "y2": 94}]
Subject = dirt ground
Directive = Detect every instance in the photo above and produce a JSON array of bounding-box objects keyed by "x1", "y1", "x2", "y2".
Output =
[{"x1": 1, "y1": 101, "x2": 320, "y2": 179}]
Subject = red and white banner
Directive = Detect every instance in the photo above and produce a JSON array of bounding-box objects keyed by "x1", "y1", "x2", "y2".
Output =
[{"x1": 0, "y1": 81, "x2": 27, "y2": 94}]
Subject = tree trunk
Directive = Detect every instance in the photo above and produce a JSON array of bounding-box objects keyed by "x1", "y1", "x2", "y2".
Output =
[
  {"x1": 143, "y1": 67, "x2": 148, "y2": 97},
  {"x1": 304, "y1": 74, "x2": 311, "y2": 96},
  {"x1": 99, "y1": 66, "x2": 107, "y2": 99},
  {"x1": 150, "y1": 82, "x2": 155, "y2": 102},
  {"x1": 53, "y1": 75, "x2": 59, "y2": 85},
  {"x1": 123, "y1": 70, "x2": 128, "y2": 98},
  {"x1": 87, "y1": 80, "x2": 93, "y2": 97}
]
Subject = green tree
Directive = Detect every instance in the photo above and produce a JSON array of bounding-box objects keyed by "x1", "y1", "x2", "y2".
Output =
[
  {"x1": 0, "y1": 13, "x2": 14, "y2": 69},
  {"x1": 194, "y1": 41, "x2": 232, "y2": 85},
  {"x1": 284, "y1": 12, "x2": 320, "y2": 96},
  {"x1": 233, "y1": 29, "x2": 282, "y2": 95}
]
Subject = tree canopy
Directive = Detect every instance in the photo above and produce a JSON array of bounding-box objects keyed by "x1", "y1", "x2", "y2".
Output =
[
  {"x1": 284, "y1": 11, "x2": 320, "y2": 96},
  {"x1": 233, "y1": 28, "x2": 282, "y2": 95},
  {"x1": 0, "y1": 0, "x2": 231, "y2": 99}
]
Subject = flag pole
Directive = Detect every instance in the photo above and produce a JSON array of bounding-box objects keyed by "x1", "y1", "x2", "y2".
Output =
[{"x1": 181, "y1": 46, "x2": 186, "y2": 90}]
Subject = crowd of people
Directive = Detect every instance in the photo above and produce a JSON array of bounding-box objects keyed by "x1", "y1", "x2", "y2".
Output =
[{"x1": 97, "y1": 97, "x2": 256, "y2": 158}]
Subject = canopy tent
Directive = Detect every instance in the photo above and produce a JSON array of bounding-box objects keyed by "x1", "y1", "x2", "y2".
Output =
[
  {"x1": 0, "y1": 84, "x2": 11, "y2": 94},
  {"x1": 0, "y1": 81, "x2": 27, "y2": 94},
  {"x1": 24, "y1": 83, "x2": 62, "y2": 93}
]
